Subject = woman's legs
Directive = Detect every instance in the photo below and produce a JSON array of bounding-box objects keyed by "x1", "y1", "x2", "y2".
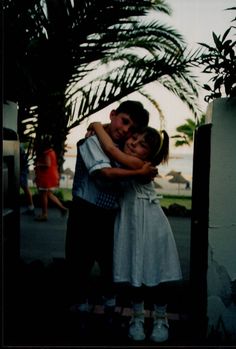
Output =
[
  {"x1": 38, "y1": 189, "x2": 48, "y2": 217},
  {"x1": 21, "y1": 184, "x2": 35, "y2": 214},
  {"x1": 48, "y1": 191, "x2": 68, "y2": 213},
  {"x1": 35, "y1": 189, "x2": 48, "y2": 221},
  {"x1": 35, "y1": 189, "x2": 67, "y2": 221},
  {"x1": 22, "y1": 184, "x2": 34, "y2": 208}
]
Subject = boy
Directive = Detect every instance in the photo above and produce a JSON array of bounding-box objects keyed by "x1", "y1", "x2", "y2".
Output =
[{"x1": 65, "y1": 100, "x2": 153, "y2": 324}]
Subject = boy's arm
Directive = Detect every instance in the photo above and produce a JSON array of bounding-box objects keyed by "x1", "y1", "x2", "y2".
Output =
[
  {"x1": 88, "y1": 122, "x2": 144, "y2": 170},
  {"x1": 94, "y1": 162, "x2": 157, "y2": 180},
  {"x1": 80, "y1": 134, "x2": 157, "y2": 183}
]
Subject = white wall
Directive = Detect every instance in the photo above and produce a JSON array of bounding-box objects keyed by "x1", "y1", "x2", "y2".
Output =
[
  {"x1": 3, "y1": 100, "x2": 18, "y2": 132},
  {"x1": 206, "y1": 97, "x2": 236, "y2": 342}
]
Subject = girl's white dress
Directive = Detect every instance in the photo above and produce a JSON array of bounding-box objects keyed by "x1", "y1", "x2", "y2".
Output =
[{"x1": 113, "y1": 180, "x2": 182, "y2": 287}]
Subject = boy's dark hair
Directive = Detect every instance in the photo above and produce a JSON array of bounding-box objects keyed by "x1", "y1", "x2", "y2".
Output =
[{"x1": 116, "y1": 100, "x2": 149, "y2": 130}]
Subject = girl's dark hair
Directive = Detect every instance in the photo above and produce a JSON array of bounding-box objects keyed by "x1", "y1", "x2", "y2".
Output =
[
  {"x1": 115, "y1": 100, "x2": 149, "y2": 130},
  {"x1": 140, "y1": 127, "x2": 169, "y2": 165}
]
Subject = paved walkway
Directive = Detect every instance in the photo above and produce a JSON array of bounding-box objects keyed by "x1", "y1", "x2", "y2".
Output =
[
  {"x1": 20, "y1": 206, "x2": 68, "y2": 264},
  {"x1": 4, "y1": 206, "x2": 195, "y2": 347},
  {"x1": 20, "y1": 206, "x2": 191, "y2": 280}
]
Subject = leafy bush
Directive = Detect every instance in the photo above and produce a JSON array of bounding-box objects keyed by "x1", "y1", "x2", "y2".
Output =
[{"x1": 199, "y1": 8, "x2": 236, "y2": 102}]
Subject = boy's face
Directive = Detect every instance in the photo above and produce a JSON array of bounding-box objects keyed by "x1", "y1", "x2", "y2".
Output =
[
  {"x1": 109, "y1": 110, "x2": 137, "y2": 142},
  {"x1": 123, "y1": 133, "x2": 151, "y2": 160}
]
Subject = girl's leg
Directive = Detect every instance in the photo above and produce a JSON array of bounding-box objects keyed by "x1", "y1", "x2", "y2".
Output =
[
  {"x1": 128, "y1": 286, "x2": 145, "y2": 341},
  {"x1": 149, "y1": 283, "x2": 169, "y2": 343}
]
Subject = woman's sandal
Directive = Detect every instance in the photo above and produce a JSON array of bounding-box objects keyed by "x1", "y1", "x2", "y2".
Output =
[
  {"x1": 34, "y1": 214, "x2": 48, "y2": 222},
  {"x1": 60, "y1": 207, "x2": 68, "y2": 217}
]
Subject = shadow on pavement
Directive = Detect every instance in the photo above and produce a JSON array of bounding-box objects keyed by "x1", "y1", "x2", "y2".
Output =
[
  {"x1": 4, "y1": 257, "x2": 194, "y2": 347},
  {"x1": 3, "y1": 207, "x2": 196, "y2": 347}
]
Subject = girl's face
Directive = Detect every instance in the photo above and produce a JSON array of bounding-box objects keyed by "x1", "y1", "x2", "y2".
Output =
[{"x1": 123, "y1": 133, "x2": 151, "y2": 160}]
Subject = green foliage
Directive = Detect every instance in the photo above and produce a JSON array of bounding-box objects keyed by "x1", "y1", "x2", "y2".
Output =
[
  {"x1": 20, "y1": 187, "x2": 65, "y2": 201},
  {"x1": 160, "y1": 195, "x2": 192, "y2": 210},
  {"x1": 25, "y1": 187, "x2": 190, "y2": 209},
  {"x1": 172, "y1": 114, "x2": 205, "y2": 147},
  {"x1": 199, "y1": 7, "x2": 236, "y2": 102},
  {"x1": 57, "y1": 189, "x2": 192, "y2": 210},
  {"x1": 55, "y1": 188, "x2": 72, "y2": 201},
  {"x1": 53, "y1": 189, "x2": 64, "y2": 201}
]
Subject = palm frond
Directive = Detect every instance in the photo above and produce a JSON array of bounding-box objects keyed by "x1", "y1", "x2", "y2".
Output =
[
  {"x1": 4, "y1": 0, "x2": 201, "y2": 165},
  {"x1": 66, "y1": 49, "x2": 201, "y2": 129}
]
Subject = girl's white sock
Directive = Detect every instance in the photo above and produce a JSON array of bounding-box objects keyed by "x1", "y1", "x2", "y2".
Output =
[
  {"x1": 153, "y1": 304, "x2": 167, "y2": 317},
  {"x1": 132, "y1": 301, "x2": 145, "y2": 315}
]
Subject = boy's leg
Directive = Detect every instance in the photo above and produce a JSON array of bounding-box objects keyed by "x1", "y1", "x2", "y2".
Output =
[
  {"x1": 96, "y1": 209, "x2": 117, "y2": 308},
  {"x1": 65, "y1": 198, "x2": 96, "y2": 308},
  {"x1": 95, "y1": 209, "x2": 117, "y2": 330}
]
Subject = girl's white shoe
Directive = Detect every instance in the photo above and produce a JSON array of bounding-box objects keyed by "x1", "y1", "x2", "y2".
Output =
[
  {"x1": 150, "y1": 316, "x2": 169, "y2": 343},
  {"x1": 128, "y1": 318, "x2": 145, "y2": 341}
]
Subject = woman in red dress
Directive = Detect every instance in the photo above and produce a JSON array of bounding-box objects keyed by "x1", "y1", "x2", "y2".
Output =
[{"x1": 34, "y1": 139, "x2": 68, "y2": 221}]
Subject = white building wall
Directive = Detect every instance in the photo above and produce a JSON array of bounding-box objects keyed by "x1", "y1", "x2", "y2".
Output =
[
  {"x1": 206, "y1": 97, "x2": 236, "y2": 342},
  {"x1": 3, "y1": 100, "x2": 18, "y2": 132}
]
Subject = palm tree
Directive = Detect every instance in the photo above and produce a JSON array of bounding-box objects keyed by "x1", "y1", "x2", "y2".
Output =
[
  {"x1": 3, "y1": 0, "x2": 201, "y2": 169},
  {"x1": 172, "y1": 114, "x2": 206, "y2": 147}
]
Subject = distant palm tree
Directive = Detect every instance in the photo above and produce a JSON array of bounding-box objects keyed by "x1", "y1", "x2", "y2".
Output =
[
  {"x1": 3, "y1": 0, "x2": 201, "y2": 168},
  {"x1": 172, "y1": 114, "x2": 206, "y2": 147}
]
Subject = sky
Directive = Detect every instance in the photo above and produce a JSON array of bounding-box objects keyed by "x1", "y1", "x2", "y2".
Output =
[{"x1": 66, "y1": 0, "x2": 235, "y2": 155}]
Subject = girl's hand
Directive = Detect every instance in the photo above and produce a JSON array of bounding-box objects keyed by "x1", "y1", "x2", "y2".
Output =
[{"x1": 85, "y1": 122, "x2": 103, "y2": 138}]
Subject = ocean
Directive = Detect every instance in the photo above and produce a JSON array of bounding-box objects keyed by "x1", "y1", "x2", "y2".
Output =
[
  {"x1": 63, "y1": 152, "x2": 193, "y2": 177},
  {"x1": 158, "y1": 152, "x2": 193, "y2": 177}
]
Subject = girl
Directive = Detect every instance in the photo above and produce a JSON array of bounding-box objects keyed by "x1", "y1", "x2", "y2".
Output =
[{"x1": 88, "y1": 122, "x2": 182, "y2": 343}]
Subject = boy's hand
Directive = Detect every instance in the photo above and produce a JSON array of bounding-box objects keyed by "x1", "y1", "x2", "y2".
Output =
[{"x1": 138, "y1": 162, "x2": 158, "y2": 182}]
